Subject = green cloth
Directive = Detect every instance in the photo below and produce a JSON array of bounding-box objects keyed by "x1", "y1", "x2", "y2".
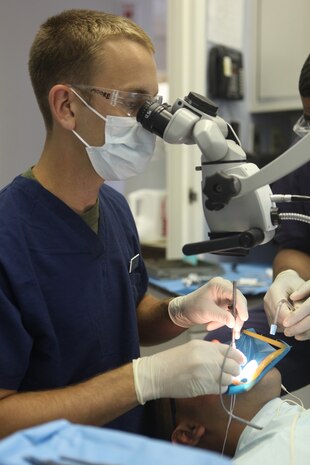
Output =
[{"x1": 22, "y1": 167, "x2": 99, "y2": 233}]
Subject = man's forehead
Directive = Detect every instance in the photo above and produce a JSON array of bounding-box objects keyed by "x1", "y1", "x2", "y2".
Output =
[{"x1": 93, "y1": 39, "x2": 158, "y2": 95}]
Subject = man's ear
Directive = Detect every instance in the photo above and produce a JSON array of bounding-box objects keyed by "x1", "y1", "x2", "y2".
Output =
[
  {"x1": 171, "y1": 421, "x2": 205, "y2": 447},
  {"x1": 48, "y1": 84, "x2": 76, "y2": 131}
]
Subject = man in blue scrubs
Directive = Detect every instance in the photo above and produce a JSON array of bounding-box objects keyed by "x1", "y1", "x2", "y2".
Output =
[{"x1": 0, "y1": 9, "x2": 247, "y2": 438}]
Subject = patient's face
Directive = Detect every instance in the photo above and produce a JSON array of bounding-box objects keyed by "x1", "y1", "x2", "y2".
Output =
[
  {"x1": 172, "y1": 368, "x2": 281, "y2": 453},
  {"x1": 172, "y1": 394, "x2": 226, "y2": 451}
]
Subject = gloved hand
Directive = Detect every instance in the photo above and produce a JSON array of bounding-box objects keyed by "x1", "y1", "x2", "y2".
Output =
[
  {"x1": 264, "y1": 269, "x2": 305, "y2": 332},
  {"x1": 168, "y1": 277, "x2": 248, "y2": 339},
  {"x1": 282, "y1": 280, "x2": 310, "y2": 340},
  {"x1": 132, "y1": 339, "x2": 245, "y2": 404}
]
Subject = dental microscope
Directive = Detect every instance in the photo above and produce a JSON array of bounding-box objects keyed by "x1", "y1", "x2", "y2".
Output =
[{"x1": 137, "y1": 92, "x2": 310, "y2": 256}]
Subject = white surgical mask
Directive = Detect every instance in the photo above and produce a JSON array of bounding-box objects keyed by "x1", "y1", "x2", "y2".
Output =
[{"x1": 71, "y1": 88, "x2": 156, "y2": 181}]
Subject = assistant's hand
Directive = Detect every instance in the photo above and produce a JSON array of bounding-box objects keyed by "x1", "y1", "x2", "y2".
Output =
[
  {"x1": 264, "y1": 269, "x2": 305, "y2": 332},
  {"x1": 168, "y1": 277, "x2": 248, "y2": 338},
  {"x1": 132, "y1": 340, "x2": 245, "y2": 404},
  {"x1": 282, "y1": 280, "x2": 310, "y2": 340}
]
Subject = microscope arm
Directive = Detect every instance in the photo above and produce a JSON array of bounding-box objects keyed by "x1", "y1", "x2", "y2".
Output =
[
  {"x1": 193, "y1": 120, "x2": 310, "y2": 208},
  {"x1": 236, "y1": 132, "x2": 310, "y2": 197},
  {"x1": 181, "y1": 116, "x2": 309, "y2": 255}
]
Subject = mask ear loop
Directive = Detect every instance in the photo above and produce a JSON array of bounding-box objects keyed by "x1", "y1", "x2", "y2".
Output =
[
  {"x1": 71, "y1": 130, "x2": 91, "y2": 148},
  {"x1": 70, "y1": 87, "x2": 107, "y2": 121},
  {"x1": 70, "y1": 87, "x2": 107, "y2": 149}
]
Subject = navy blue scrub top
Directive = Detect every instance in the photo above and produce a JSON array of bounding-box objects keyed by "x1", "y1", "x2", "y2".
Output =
[
  {"x1": 0, "y1": 176, "x2": 149, "y2": 434},
  {"x1": 272, "y1": 160, "x2": 310, "y2": 254}
]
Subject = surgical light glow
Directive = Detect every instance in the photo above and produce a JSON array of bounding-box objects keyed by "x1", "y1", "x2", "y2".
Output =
[{"x1": 233, "y1": 360, "x2": 258, "y2": 384}]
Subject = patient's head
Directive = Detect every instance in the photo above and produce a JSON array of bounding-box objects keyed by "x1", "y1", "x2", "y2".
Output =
[{"x1": 171, "y1": 367, "x2": 281, "y2": 457}]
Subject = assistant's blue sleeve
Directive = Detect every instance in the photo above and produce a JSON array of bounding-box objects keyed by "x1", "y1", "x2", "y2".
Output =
[
  {"x1": 0, "y1": 420, "x2": 233, "y2": 465},
  {"x1": 272, "y1": 161, "x2": 310, "y2": 254}
]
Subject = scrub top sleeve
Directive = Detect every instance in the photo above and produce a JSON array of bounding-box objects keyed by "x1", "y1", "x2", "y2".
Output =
[{"x1": 0, "y1": 282, "x2": 32, "y2": 390}]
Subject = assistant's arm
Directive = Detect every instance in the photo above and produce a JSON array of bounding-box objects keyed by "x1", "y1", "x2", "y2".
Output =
[{"x1": 273, "y1": 248, "x2": 310, "y2": 280}]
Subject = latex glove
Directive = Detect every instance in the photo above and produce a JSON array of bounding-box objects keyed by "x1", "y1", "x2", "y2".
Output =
[
  {"x1": 168, "y1": 277, "x2": 248, "y2": 339},
  {"x1": 283, "y1": 280, "x2": 310, "y2": 340},
  {"x1": 264, "y1": 269, "x2": 305, "y2": 332},
  {"x1": 132, "y1": 339, "x2": 245, "y2": 404}
]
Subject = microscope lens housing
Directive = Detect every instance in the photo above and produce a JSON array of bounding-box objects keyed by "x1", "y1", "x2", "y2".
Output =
[{"x1": 136, "y1": 100, "x2": 172, "y2": 137}]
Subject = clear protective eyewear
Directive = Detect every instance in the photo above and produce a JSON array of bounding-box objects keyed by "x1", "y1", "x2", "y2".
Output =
[
  {"x1": 293, "y1": 113, "x2": 310, "y2": 138},
  {"x1": 70, "y1": 84, "x2": 163, "y2": 117}
]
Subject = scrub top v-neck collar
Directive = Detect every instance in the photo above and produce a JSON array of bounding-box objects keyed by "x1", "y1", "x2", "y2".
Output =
[{"x1": 14, "y1": 175, "x2": 105, "y2": 258}]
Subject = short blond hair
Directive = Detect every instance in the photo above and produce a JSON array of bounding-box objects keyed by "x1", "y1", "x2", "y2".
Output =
[{"x1": 28, "y1": 9, "x2": 154, "y2": 129}]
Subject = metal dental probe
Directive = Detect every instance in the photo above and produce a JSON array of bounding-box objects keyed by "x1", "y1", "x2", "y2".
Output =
[{"x1": 231, "y1": 280, "x2": 237, "y2": 348}]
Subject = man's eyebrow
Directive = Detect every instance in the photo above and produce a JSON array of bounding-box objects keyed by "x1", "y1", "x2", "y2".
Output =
[{"x1": 122, "y1": 86, "x2": 158, "y2": 96}]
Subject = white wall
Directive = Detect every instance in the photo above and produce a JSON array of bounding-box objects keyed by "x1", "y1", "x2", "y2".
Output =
[
  {"x1": 0, "y1": 0, "x2": 122, "y2": 188},
  {"x1": 0, "y1": 0, "x2": 165, "y2": 189}
]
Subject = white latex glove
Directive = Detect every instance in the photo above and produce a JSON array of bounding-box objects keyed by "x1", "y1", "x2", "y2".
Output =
[
  {"x1": 264, "y1": 269, "x2": 305, "y2": 332},
  {"x1": 283, "y1": 280, "x2": 310, "y2": 340},
  {"x1": 132, "y1": 339, "x2": 245, "y2": 404},
  {"x1": 168, "y1": 277, "x2": 248, "y2": 339}
]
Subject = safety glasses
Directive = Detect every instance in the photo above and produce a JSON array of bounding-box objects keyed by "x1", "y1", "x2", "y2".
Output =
[
  {"x1": 293, "y1": 113, "x2": 310, "y2": 138},
  {"x1": 70, "y1": 84, "x2": 163, "y2": 117}
]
